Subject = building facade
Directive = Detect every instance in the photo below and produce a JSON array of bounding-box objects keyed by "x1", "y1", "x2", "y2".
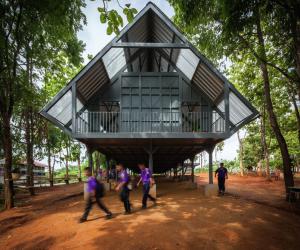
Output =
[{"x1": 40, "y1": 3, "x2": 258, "y2": 183}]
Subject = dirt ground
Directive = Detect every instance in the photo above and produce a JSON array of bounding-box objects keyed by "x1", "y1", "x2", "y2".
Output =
[{"x1": 0, "y1": 174, "x2": 300, "y2": 250}]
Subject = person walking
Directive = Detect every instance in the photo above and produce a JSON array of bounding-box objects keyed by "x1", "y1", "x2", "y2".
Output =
[
  {"x1": 115, "y1": 163, "x2": 131, "y2": 214},
  {"x1": 79, "y1": 167, "x2": 112, "y2": 223},
  {"x1": 215, "y1": 162, "x2": 228, "y2": 195},
  {"x1": 137, "y1": 163, "x2": 156, "y2": 209}
]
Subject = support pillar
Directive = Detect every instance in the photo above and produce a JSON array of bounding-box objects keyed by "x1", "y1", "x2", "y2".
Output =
[
  {"x1": 144, "y1": 143, "x2": 158, "y2": 173},
  {"x1": 106, "y1": 157, "x2": 110, "y2": 183},
  {"x1": 207, "y1": 146, "x2": 215, "y2": 184},
  {"x1": 149, "y1": 150, "x2": 153, "y2": 173},
  {"x1": 191, "y1": 157, "x2": 195, "y2": 183}
]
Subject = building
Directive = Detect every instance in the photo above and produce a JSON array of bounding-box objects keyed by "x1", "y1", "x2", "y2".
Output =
[
  {"x1": 0, "y1": 160, "x2": 46, "y2": 184},
  {"x1": 40, "y1": 3, "x2": 258, "y2": 183}
]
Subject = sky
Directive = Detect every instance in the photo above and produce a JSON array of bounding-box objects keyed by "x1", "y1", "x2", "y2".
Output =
[{"x1": 77, "y1": 0, "x2": 239, "y2": 162}]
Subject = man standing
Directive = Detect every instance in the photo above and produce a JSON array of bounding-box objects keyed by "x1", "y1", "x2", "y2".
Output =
[
  {"x1": 115, "y1": 163, "x2": 131, "y2": 214},
  {"x1": 79, "y1": 167, "x2": 112, "y2": 223},
  {"x1": 137, "y1": 163, "x2": 156, "y2": 209},
  {"x1": 215, "y1": 162, "x2": 228, "y2": 195}
]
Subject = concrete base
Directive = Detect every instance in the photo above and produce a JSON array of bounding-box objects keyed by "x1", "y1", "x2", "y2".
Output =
[
  {"x1": 203, "y1": 184, "x2": 219, "y2": 197},
  {"x1": 149, "y1": 184, "x2": 157, "y2": 199}
]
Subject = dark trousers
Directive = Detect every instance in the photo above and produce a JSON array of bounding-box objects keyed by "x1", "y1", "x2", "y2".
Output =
[
  {"x1": 142, "y1": 182, "x2": 155, "y2": 207},
  {"x1": 82, "y1": 194, "x2": 111, "y2": 219},
  {"x1": 218, "y1": 177, "x2": 226, "y2": 192},
  {"x1": 120, "y1": 186, "x2": 131, "y2": 212}
]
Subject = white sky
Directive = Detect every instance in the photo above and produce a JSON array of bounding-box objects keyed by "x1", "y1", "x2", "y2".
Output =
[{"x1": 77, "y1": 0, "x2": 239, "y2": 161}]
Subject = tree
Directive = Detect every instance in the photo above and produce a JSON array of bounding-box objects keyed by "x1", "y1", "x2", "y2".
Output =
[
  {"x1": 170, "y1": 0, "x2": 296, "y2": 195},
  {"x1": 95, "y1": 0, "x2": 138, "y2": 35},
  {"x1": 214, "y1": 141, "x2": 224, "y2": 162},
  {"x1": 237, "y1": 130, "x2": 245, "y2": 176},
  {"x1": 0, "y1": 0, "x2": 85, "y2": 209}
]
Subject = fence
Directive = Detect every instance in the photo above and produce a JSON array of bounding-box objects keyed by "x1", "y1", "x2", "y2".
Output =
[{"x1": 76, "y1": 111, "x2": 225, "y2": 134}]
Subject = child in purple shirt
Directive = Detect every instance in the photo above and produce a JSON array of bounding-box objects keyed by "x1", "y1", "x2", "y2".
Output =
[
  {"x1": 115, "y1": 163, "x2": 131, "y2": 214},
  {"x1": 79, "y1": 167, "x2": 112, "y2": 223},
  {"x1": 137, "y1": 163, "x2": 156, "y2": 209}
]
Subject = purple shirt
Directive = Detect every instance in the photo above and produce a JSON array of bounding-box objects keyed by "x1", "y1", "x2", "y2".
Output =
[
  {"x1": 119, "y1": 169, "x2": 129, "y2": 183},
  {"x1": 87, "y1": 176, "x2": 97, "y2": 193},
  {"x1": 140, "y1": 168, "x2": 152, "y2": 184},
  {"x1": 216, "y1": 167, "x2": 228, "y2": 179}
]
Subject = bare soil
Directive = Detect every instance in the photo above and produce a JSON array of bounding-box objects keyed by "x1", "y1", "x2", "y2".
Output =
[{"x1": 0, "y1": 174, "x2": 300, "y2": 250}]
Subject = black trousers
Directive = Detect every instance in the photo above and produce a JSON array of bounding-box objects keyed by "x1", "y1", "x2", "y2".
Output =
[
  {"x1": 81, "y1": 195, "x2": 111, "y2": 219},
  {"x1": 120, "y1": 186, "x2": 131, "y2": 212},
  {"x1": 142, "y1": 182, "x2": 155, "y2": 207},
  {"x1": 218, "y1": 177, "x2": 226, "y2": 192}
]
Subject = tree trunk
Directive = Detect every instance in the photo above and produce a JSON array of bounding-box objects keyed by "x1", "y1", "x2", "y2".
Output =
[
  {"x1": 260, "y1": 106, "x2": 270, "y2": 180},
  {"x1": 2, "y1": 114, "x2": 14, "y2": 209},
  {"x1": 25, "y1": 109, "x2": 35, "y2": 195},
  {"x1": 255, "y1": 7, "x2": 294, "y2": 194},
  {"x1": 257, "y1": 160, "x2": 263, "y2": 177},
  {"x1": 77, "y1": 156, "x2": 81, "y2": 182},
  {"x1": 65, "y1": 155, "x2": 69, "y2": 185},
  {"x1": 47, "y1": 143, "x2": 53, "y2": 187},
  {"x1": 290, "y1": 91, "x2": 300, "y2": 145},
  {"x1": 237, "y1": 130, "x2": 244, "y2": 176},
  {"x1": 52, "y1": 156, "x2": 55, "y2": 185}
]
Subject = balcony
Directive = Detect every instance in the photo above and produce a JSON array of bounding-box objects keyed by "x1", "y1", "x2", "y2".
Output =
[{"x1": 74, "y1": 111, "x2": 226, "y2": 136}]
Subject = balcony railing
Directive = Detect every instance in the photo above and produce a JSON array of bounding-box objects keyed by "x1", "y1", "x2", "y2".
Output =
[{"x1": 75, "y1": 111, "x2": 225, "y2": 134}]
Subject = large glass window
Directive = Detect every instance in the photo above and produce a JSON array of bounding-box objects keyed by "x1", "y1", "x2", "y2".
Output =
[
  {"x1": 48, "y1": 90, "x2": 72, "y2": 125},
  {"x1": 102, "y1": 48, "x2": 126, "y2": 79},
  {"x1": 175, "y1": 49, "x2": 199, "y2": 80},
  {"x1": 217, "y1": 90, "x2": 253, "y2": 126},
  {"x1": 47, "y1": 89, "x2": 84, "y2": 126}
]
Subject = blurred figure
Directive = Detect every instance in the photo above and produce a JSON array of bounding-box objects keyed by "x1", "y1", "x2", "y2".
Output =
[
  {"x1": 115, "y1": 163, "x2": 131, "y2": 214},
  {"x1": 215, "y1": 162, "x2": 228, "y2": 195},
  {"x1": 79, "y1": 167, "x2": 112, "y2": 223},
  {"x1": 137, "y1": 163, "x2": 156, "y2": 209}
]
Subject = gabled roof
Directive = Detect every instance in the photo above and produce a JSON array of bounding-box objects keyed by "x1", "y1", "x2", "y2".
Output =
[{"x1": 40, "y1": 2, "x2": 259, "y2": 134}]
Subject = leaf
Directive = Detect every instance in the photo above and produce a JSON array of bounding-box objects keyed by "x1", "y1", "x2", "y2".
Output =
[
  {"x1": 100, "y1": 13, "x2": 106, "y2": 23},
  {"x1": 127, "y1": 12, "x2": 134, "y2": 23},
  {"x1": 132, "y1": 8, "x2": 138, "y2": 14},
  {"x1": 117, "y1": 15, "x2": 123, "y2": 27},
  {"x1": 97, "y1": 7, "x2": 105, "y2": 13},
  {"x1": 125, "y1": 4, "x2": 131, "y2": 8},
  {"x1": 107, "y1": 25, "x2": 112, "y2": 35}
]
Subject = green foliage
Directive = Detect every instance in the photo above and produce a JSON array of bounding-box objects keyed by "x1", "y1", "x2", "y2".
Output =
[
  {"x1": 170, "y1": 0, "x2": 299, "y2": 172},
  {"x1": 96, "y1": 1, "x2": 138, "y2": 35}
]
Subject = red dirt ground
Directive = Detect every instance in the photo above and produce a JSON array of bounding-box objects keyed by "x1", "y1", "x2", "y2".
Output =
[{"x1": 0, "y1": 174, "x2": 300, "y2": 250}]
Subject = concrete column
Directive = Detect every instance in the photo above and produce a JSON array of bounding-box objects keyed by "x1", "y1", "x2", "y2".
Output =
[
  {"x1": 191, "y1": 157, "x2": 195, "y2": 183},
  {"x1": 208, "y1": 150, "x2": 213, "y2": 184},
  {"x1": 149, "y1": 151, "x2": 153, "y2": 173},
  {"x1": 106, "y1": 158, "x2": 110, "y2": 183}
]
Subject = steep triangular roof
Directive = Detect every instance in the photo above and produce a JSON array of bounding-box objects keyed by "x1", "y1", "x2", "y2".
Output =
[{"x1": 41, "y1": 2, "x2": 258, "y2": 133}]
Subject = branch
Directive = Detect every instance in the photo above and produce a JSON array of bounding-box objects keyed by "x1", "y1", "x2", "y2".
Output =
[{"x1": 238, "y1": 33, "x2": 298, "y2": 84}]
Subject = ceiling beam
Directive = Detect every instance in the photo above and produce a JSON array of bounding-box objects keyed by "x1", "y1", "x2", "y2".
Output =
[{"x1": 112, "y1": 42, "x2": 189, "y2": 49}]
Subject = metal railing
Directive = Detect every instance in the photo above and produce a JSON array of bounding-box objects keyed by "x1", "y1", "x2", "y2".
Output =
[{"x1": 76, "y1": 111, "x2": 225, "y2": 134}]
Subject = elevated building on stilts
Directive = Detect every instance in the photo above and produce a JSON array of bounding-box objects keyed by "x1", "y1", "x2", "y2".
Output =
[{"x1": 40, "y1": 2, "x2": 258, "y2": 184}]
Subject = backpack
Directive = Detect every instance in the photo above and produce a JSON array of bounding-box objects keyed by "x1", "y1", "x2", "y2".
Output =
[{"x1": 95, "y1": 179, "x2": 105, "y2": 198}]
